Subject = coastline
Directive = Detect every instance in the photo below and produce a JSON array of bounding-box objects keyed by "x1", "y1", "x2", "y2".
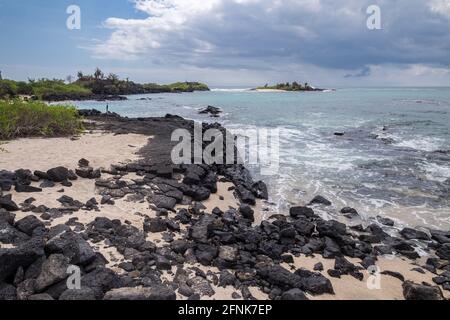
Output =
[{"x1": 1, "y1": 111, "x2": 450, "y2": 301}]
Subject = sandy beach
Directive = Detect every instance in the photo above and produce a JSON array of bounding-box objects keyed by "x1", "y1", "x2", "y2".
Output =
[{"x1": 1, "y1": 113, "x2": 449, "y2": 301}]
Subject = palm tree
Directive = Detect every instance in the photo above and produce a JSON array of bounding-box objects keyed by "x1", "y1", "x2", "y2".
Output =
[
  {"x1": 94, "y1": 68, "x2": 104, "y2": 80},
  {"x1": 108, "y1": 73, "x2": 119, "y2": 83}
]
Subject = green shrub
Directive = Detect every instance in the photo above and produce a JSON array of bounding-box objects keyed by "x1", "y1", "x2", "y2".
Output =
[
  {"x1": 30, "y1": 79, "x2": 91, "y2": 99},
  {"x1": 0, "y1": 80, "x2": 17, "y2": 99},
  {"x1": 0, "y1": 100, "x2": 83, "y2": 140}
]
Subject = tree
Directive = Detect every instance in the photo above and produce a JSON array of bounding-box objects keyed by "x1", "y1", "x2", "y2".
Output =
[
  {"x1": 0, "y1": 70, "x2": 2, "y2": 80},
  {"x1": 77, "y1": 71, "x2": 84, "y2": 80},
  {"x1": 66, "y1": 75, "x2": 73, "y2": 84},
  {"x1": 94, "y1": 68, "x2": 104, "y2": 80},
  {"x1": 107, "y1": 73, "x2": 119, "y2": 83},
  {"x1": 0, "y1": 81, "x2": 15, "y2": 98}
]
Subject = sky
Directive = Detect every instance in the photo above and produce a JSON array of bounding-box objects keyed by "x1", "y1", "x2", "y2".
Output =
[{"x1": 1, "y1": 0, "x2": 450, "y2": 87}]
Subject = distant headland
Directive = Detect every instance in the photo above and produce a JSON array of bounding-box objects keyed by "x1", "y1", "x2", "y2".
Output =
[
  {"x1": 253, "y1": 82, "x2": 326, "y2": 92},
  {"x1": 0, "y1": 68, "x2": 210, "y2": 102}
]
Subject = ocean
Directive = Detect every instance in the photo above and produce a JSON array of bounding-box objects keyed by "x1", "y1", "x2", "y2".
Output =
[{"x1": 72, "y1": 87, "x2": 450, "y2": 231}]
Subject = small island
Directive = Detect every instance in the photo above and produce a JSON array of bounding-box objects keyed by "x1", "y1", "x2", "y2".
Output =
[
  {"x1": 254, "y1": 82, "x2": 325, "y2": 92},
  {"x1": 0, "y1": 68, "x2": 210, "y2": 102}
]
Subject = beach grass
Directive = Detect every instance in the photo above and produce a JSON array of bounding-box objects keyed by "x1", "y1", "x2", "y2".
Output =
[
  {"x1": 0, "y1": 100, "x2": 83, "y2": 140},
  {"x1": 0, "y1": 79, "x2": 92, "y2": 100},
  {"x1": 30, "y1": 79, "x2": 91, "y2": 99}
]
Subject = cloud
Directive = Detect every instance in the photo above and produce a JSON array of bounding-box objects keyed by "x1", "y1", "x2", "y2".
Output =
[
  {"x1": 344, "y1": 66, "x2": 371, "y2": 78},
  {"x1": 86, "y1": 0, "x2": 450, "y2": 84},
  {"x1": 429, "y1": 0, "x2": 450, "y2": 19}
]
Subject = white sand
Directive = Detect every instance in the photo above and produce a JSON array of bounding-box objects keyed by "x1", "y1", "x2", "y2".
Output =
[
  {"x1": 2, "y1": 131, "x2": 448, "y2": 301},
  {"x1": 0, "y1": 132, "x2": 149, "y2": 171},
  {"x1": 255, "y1": 89, "x2": 287, "y2": 92},
  {"x1": 285, "y1": 255, "x2": 450, "y2": 300}
]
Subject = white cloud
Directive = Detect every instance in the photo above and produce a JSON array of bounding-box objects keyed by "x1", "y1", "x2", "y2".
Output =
[
  {"x1": 429, "y1": 0, "x2": 450, "y2": 19},
  {"x1": 85, "y1": 0, "x2": 450, "y2": 86}
]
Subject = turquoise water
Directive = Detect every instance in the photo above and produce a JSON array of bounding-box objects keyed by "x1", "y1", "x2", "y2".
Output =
[{"x1": 73, "y1": 88, "x2": 450, "y2": 230}]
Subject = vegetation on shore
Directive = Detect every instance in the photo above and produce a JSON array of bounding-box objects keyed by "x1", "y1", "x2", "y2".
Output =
[
  {"x1": 0, "y1": 100, "x2": 83, "y2": 140},
  {"x1": 257, "y1": 82, "x2": 320, "y2": 91},
  {"x1": 0, "y1": 79, "x2": 91, "y2": 100},
  {"x1": 0, "y1": 68, "x2": 210, "y2": 101}
]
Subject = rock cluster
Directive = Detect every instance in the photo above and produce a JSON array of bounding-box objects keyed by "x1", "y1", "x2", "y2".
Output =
[
  {"x1": 198, "y1": 106, "x2": 222, "y2": 117},
  {"x1": 2, "y1": 112, "x2": 450, "y2": 301}
]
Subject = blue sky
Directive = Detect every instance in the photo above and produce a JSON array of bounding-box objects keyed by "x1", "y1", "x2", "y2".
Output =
[{"x1": 1, "y1": 0, "x2": 450, "y2": 86}]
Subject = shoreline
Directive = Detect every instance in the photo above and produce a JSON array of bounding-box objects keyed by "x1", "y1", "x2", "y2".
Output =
[{"x1": 1, "y1": 111, "x2": 450, "y2": 300}]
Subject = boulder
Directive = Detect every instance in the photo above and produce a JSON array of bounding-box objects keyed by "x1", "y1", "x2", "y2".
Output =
[
  {"x1": 239, "y1": 204, "x2": 255, "y2": 221},
  {"x1": 381, "y1": 270, "x2": 405, "y2": 282},
  {"x1": 15, "y1": 184, "x2": 42, "y2": 193},
  {"x1": 199, "y1": 106, "x2": 222, "y2": 116},
  {"x1": 178, "y1": 284, "x2": 195, "y2": 298},
  {"x1": 377, "y1": 216, "x2": 395, "y2": 227},
  {"x1": 0, "y1": 209, "x2": 15, "y2": 224},
  {"x1": 195, "y1": 244, "x2": 218, "y2": 265},
  {"x1": 143, "y1": 217, "x2": 167, "y2": 233},
  {"x1": 189, "y1": 215, "x2": 216, "y2": 243},
  {"x1": 187, "y1": 276, "x2": 216, "y2": 297},
  {"x1": 400, "y1": 228, "x2": 430, "y2": 241},
  {"x1": 45, "y1": 231, "x2": 96, "y2": 265},
  {"x1": 257, "y1": 265, "x2": 302, "y2": 290},
  {"x1": 237, "y1": 187, "x2": 256, "y2": 205},
  {"x1": 170, "y1": 240, "x2": 190, "y2": 255},
  {"x1": 323, "y1": 237, "x2": 342, "y2": 258},
  {"x1": 293, "y1": 218, "x2": 315, "y2": 236},
  {"x1": 309, "y1": 196, "x2": 332, "y2": 206},
  {"x1": 0, "y1": 283, "x2": 17, "y2": 300},
  {"x1": 430, "y1": 230, "x2": 450, "y2": 244},
  {"x1": 340, "y1": 207, "x2": 359, "y2": 219},
  {"x1": 295, "y1": 269, "x2": 334, "y2": 295},
  {"x1": 218, "y1": 246, "x2": 239, "y2": 263},
  {"x1": 149, "y1": 195, "x2": 177, "y2": 211},
  {"x1": 402, "y1": 281, "x2": 444, "y2": 300},
  {"x1": 218, "y1": 270, "x2": 237, "y2": 287},
  {"x1": 75, "y1": 167, "x2": 101, "y2": 179},
  {"x1": 281, "y1": 288, "x2": 308, "y2": 300},
  {"x1": 0, "y1": 237, "x2": 45, "y2": 282},
  {"x1": 436, "y1": 243, "x2": 450, "y2": 261},
  {"x1": 28, "y1": 293, "x2": 54, "y2": 300},
  {"x1": 103, "y1": 286, "x2": 176, "y2": 300},
  {"x1": 46, "y1": 167, "x2": 70, "y2": 182},
  {"x1": 0, "y1": 195, "x2": 19, "y2": 211},
  {"x1": 290, "y1": 206, "x2": 315, "y2": 219},
  {"x1": 81, "y1": 267, "x2": 123, "y2": 299},
  {"x1": 15, "y1": 215, "x2": 45, "y2": 236},
  {"x1": 252, "y1": 181, "x2": 269, "y2": 200},
  {"x1": 34, "y1": 254, "x2": 70, "y2": 292},
  {"x1": 0, "y1": 221, "x2": 30, "y2": 245},
  {"x1": 34, "y1": 171, "x2": 49, "y2": 180},
  {"x1": 78, "y1": 158, "x2": 90, "y2": 167},
  {"x1": 59, "y1": 288, "x2": 96, "y2": 300},
  {"x1": 183, "y1": 172, "x2": 201, "y2": 185}
]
